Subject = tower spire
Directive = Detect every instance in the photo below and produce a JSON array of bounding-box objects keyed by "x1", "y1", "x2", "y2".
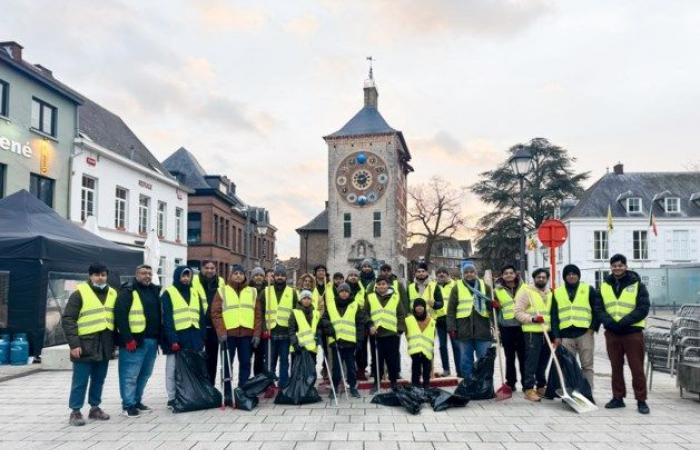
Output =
[{"x1": 364, "y1": 56, "x2": 378, "y2": 107}]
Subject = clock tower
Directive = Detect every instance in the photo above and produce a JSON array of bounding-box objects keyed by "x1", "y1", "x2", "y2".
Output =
[{"x1": 323, "y1": 69, "x2": 413, "y2": 277}]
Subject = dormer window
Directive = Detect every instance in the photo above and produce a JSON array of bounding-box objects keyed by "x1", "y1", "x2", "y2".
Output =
[
  {"x1": 665, "y1": 197, "x2": 680, "y2": 213},
  {"x1": 626, "y1": 197, "x2": 642, "y2": 214},
  {"x1": 218, "y1": 181, "x2": 228, "y2": 195}
]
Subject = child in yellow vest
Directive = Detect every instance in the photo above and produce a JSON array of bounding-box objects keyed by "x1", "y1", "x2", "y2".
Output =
[{"x1": 406, "y1": 298, "x2": 436, "y2": 389}]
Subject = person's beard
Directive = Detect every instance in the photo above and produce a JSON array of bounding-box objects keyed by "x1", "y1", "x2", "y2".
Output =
[{"x1": 534, "y1": 280, "x2": 547, "y2": 289}]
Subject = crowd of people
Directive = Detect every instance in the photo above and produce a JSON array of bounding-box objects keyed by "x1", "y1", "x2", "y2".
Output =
[{"x1": 62, "y1": 253, "x2": 651, "y2": 426}]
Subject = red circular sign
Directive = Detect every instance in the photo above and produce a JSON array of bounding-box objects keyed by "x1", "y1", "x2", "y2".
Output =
[{"x1": 537, "y1": 219, "x2": 568, "y2": 248}]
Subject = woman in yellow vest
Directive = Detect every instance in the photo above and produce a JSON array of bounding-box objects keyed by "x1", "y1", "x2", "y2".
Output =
[
  {"x1": 288, "y1": 289, "x2": 321, "y2": 362},
  {"x1": 161, "y1": 266, "x2": 205, "y2": 408},
  {"x1": 406, "y1": 298, "x2": 437, "y2": 389}
]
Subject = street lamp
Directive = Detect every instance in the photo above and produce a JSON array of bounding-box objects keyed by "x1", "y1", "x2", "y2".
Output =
[{"x1": 508, "y1": 145, "x2": 533, "y2": 274}]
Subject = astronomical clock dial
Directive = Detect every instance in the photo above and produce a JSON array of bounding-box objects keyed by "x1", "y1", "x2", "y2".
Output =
[{"x1": 335, "y1": 151, "x2": 388, "y2": 207}]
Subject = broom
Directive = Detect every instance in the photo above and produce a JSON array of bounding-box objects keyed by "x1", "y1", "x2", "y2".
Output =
[{"x1": 484, "y1": 270, "x2": 512, "y2": 400}]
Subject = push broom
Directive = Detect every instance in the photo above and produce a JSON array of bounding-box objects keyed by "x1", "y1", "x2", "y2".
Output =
[{"x1": 484, "y1": 270, "x2": 512, "y2": 400}]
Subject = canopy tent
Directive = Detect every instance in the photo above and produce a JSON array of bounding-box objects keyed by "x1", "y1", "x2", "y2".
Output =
[{"x1": 0, "y1": 190, "x2": 143, "y2": 355}]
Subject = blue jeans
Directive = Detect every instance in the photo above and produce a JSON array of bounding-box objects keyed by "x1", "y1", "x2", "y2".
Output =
[
  {"x1": 69, "y1": 360, "x2": 109, "y2": 411},
  {"x1": 270, "y1": 338, "x2": 290, "y2": 388},
  {"x1": 118, "y1": 338, "x2": 158, "y2": 410},
  {"x1": 455, "y1": 339, "x2": 491, "y2": 380},
  {"x1": 223, "y1": 336, "x2": 253, "y2": 393}
]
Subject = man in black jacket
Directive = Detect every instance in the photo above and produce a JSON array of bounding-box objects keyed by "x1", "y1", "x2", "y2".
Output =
[
  {"x1": 114, "y1": 264, "x2": 161, "y2": 418},
  {"x1": 192, "y1": 260, "x2": 225, "y2": 385},
  {"x1": 594, "y1": 254, "x2": 650, "y2": 414}
]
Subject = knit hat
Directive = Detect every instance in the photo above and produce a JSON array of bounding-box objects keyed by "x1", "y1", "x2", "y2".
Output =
[
  {"x1": 562, "y1": 264, "x2": 581, "y2": 279},
  {"x1": 417, "y1": 261, "x2": 429, "y2": 271},
  {"x1": 250, "y1": 267, "x2": 265, "y2": 277},
  {"x1": 380, "y1": 263, "x2": 392, "y2": 272},
  {"x1": 274, "y1": 266, "x2": 287, "y2": 276},
  {"x1": 360, "y1": 258, "x2": 373, "y2": 268},
  {"x1": 461, "y1": 260, "x2": 476, "y2": 272},
  {"x1": 347, "y1": 268, "x2": 359, "y2": 277},
  {"x1": 298, "y1": 289, "x2": 313, "y2": 300},
  {"x1": 333, "y1": 272, "x2": 344, "y2": 280},
  {"x1": 436, "y1": 266, "x2": 449, "y2": 275},
  {"x1": 231, "y1": 264, "x2": 245, "y2": 274},
  {"x1": 337, "y1": 283, "x2": 351, "y2": 293}
]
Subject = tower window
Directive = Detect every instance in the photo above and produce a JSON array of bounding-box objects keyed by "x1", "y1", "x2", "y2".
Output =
[
  {"x1": 343, "y1": 213, "x2": 351, "y2": 238},
  {"x1": 373, "y1": 211, "x2": 381, "y2": 237}
]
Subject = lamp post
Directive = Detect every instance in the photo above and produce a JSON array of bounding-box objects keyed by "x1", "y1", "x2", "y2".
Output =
[{"x1": 508, "y1": 145, "x2": 533, "y2": 275}]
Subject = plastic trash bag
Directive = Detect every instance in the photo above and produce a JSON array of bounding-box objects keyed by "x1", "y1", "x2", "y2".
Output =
[
  {"x1": 274, "y1": 351, "x2": 322, "y2": 405},
  {"x1": 454, "y1": 347, "x2": 496, "y2": 400},
  {"x1": 234, "y1": 387, "x2": 259, "y2": 411},
  {"x1": 393, "y1": 385, "x2": 424, "y2": 415},
  {"x1": 232, "y1": 371, "x2": 277, "y2": 411},
  {"x1": 370, "y1": 391, "x2": 402, "y2": 407},
  {"x1": 544, "y1": 346, "x2": 594, "y2": 403},
  {"x1": 173, "y1": 350, "x2": 223, "y2": 413},
  {"x1": 424, "y1": 387, "x2": 469, "y2": 412}
]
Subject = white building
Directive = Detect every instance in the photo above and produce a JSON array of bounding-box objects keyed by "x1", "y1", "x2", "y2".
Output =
[
  {"x1": 69, "y1": 99, "x2": 189, "y2": 286},
  {"x1": 527, "y1": 163, "x2": 700, "y2": 291}
]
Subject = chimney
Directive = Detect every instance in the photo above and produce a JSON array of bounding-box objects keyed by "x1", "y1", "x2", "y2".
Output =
[
  {"x1": 34, "y1": 64, "x2": 53, "y2": 77},
  {"x1": 0, "y1": 41, "x2": 23, "y2": 60},
  {"x1": 613, "y1": 162, "x2": 624, "y2": 175}
]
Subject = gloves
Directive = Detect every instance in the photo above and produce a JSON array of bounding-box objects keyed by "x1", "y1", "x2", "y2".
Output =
[
  {"x1": 170, "y1": 343, "x2": 181, "y2": 352},
  {"x1": 218, "y1": 335, "x2": 227, "y2": 344},
  {"x1": 448, "y1": 330, "x2": 457, "y2": 340},
  {"x1": 251, "y1": 337, "x2": 261, "y2": 349},
  {"x1": 490, "y1": 300, "x2": 501, "y2": 310},
  {"x1": 532, "y1": 315, "x2": 545, "y2": 324},
  {"x1": 125, "y1": 340, "x2": 137, "y2": 352},
  {"x1": 261, "y1": 330, "x2": 271, "y2": 340}
]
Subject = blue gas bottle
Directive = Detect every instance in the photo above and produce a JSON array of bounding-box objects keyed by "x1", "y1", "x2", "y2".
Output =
[
  {"x1": 10, "y1": 333, "x2": 29, "y2": 365},
  {"x1": 0, "y1": 335, "x2": 9, "y2": 365}
]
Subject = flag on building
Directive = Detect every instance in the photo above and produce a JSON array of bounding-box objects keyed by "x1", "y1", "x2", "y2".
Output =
[
  {"x1": 607, "y1": 204, "x2": 614, "y2": 233},
  {"x1": 649, "y1": 209, "x2": 658, "y2": 236}
]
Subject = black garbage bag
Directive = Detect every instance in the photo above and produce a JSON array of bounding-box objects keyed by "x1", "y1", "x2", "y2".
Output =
[
  {"x1": 544, "y1": 346, "x2": 594, "y2": 403},
  {"x1": 234, "y1": 387, "x2": 259, "y2": 411},
  {"x1": 424, "y1": 387, "x2": 469, "y2": 412},
  {"x1": 274, "y1": 351, "x2": 322, "y2": 405},
  {"x1": 393, "y1": 385, "x2": 424, "y2": 415},
  {"x1": 454, "y1": 347, "x2": 496, "y2": 400},
  {"x1": 370, "y1": 391, "x2": 402, "y2": 407},
  {"x1": 173, "y1": 350, "x2": 223, "y2": 413},
  {"x1": 241, "y1": 371, "x2": 278, "y2": 397}
]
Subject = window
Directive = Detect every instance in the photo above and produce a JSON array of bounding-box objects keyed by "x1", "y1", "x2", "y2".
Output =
[
  {"x1": 225, "y1": 220, "x2": 230, "y2": 248},
  {"x1": 665, "y1": 197, "x2": 680, "y2": 213},
  {"x1": 594, "y1": 270, "x2": 610, "y2": 290},
  {"x1": 175, "y1": 208, "x2": 183, "y2": 242},
  {"x1": 0, "y1": 164, "x2": 6, "y2": 199},
  {"x1": 672, "y1": 230, "x2": 690, "y2": 260},
  {"x1": 158, "y1": 256, "x2": 166, "y2": 286},
  {"x1": 626, "y1": 197, "x2": 642, "y2": 214},
  {"x1": 214, "y1": 215, "x2": 219, "y2": 244},
  {"x1": 80, "y1": 175, "x2": 97, "y2": 221},
  {"x1": 633, "y1": 230, "x2": 648, "y2": 260},
  {"x1": 138, "y1": 195, "x2": 150, "y2": 235},
  {"x1": 344, "y1": 213, "x2": 351, "y2": 238},
  {"x1": 187, "y1": 212, "x2": 201, "y2": 244},
  {"x1": 114, "y1": 187, "x2": 128, "y2": 229},
  {"x1": 0, "y1": 80, "x2": 8, "y2": 117},
  {"x1": 593, "y1": 230, "x2": 608, "y2": 260},
  {"x1": 31, "y1": 98, "x2": 57, "y2": 137},
  {"x1": 237, "y1": 228, "x2": 243, "y2": 252},
  {"x1": 29, "y1": 173, "x2": 54, "y2": 207},
  {"x1": 219, "y1": 218, "x2": 225, "y2": 246},
  {"x1": 157, "y1": 201, "x2": 167, "y2": 238},
  {"x1": 373, "y1": 211, "x2": 382, "y2": 238}
]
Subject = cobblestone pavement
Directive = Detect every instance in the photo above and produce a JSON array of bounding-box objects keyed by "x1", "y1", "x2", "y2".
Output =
[{"x1": 1, "y1": 332, "x2": 699, "y2": 450}]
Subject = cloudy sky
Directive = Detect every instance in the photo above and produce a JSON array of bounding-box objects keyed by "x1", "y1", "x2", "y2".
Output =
[{"x1": 3, "y1": 0, "x2": 699, "y2": 258}]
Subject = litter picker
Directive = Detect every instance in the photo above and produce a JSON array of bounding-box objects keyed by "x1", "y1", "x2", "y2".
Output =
[
  {"x1": 483, "y1": 270, "x2": 512, "y2": 400},
  {"x1": 321, "y1": 345, "x2": 339, "y2": 406},
  {"x1": 335, "y1": 344, "x2": 350, "y2": 401},
  {"x1": 220, "y1": 341, "x2": 233, "y2": 410}
]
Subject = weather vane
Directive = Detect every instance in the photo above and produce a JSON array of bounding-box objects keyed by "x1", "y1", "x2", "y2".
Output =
[{"x1": 366, "y1": 56, "x2": 374, "y2": 80}]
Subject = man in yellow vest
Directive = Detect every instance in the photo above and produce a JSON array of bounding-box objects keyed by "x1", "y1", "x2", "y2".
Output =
[
  {"x1": 211, "y1": 264, "x2": 263, "y2": 402},
  {"x1": 115, "y1": 264, "x2": 161, "y2": 418},
  {"x1": 266, "y1": 266, "x2": 298, "y2": 388},
  {"x1": 62, "y1": 263, "x2": 114, "y2": 426},
  {"x1": 347, "y1": 268, "x2": 371, "y2": 381},
  {"x1": 594, "y1": 254, "x2": 650, "y2": 414},
  {"x1": 492, "y1": 264, "x2": 528, "y2": 392},
  {"x1": 406, "y1": 298, "x2": 436, "y2": 389},
  {"x1": 161, "y1": 266, "x2": 206, "y2": 408},
  {"x1": 550, "y1": 264, "x2": 599, "y2": 390},
  {"x1": 431, "y1": 267, "x2": 456, "y2": 377},
  {"x1": 191, "y1": 260, "x2": 225, "y2": 385},
  {"x1": 249, "y1": 267, "x2": 269, "y2": 376},
  {"x1": 407, "y1": 262, "x2": 435, "y2": 311},
  {"x1": 515, "y1": 268, "x2": 554, "y2": 402}
]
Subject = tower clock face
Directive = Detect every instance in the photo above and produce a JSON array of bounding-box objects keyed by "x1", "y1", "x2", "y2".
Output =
[{"x1": 335, "y1": 151, "x2": 389, "y2": 207}]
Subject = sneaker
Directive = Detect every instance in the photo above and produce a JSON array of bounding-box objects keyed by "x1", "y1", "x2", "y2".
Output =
[
  {"x1": 637, "y1": 401, "x2": 650, "y2": 414},
  {"x1": 350, "y1": 387, "x2": 361, "y2": 398},
  {"x1": 121, "y1": 408, "x2": 140, "y2": 418},
  {"x1": 69, "y1": 411, "x2": 85, "y2": 427},
  {"x1": 605, "y1": 398, "x2": 626, "y2": 409},
  {"x1": 135, "y1": 403, "x2": 152, "y2": 413},
  {"x1": 536, "y1": 387, "x2": 547, "y2": 398},
  {"x1": 524, "y1": 389, "x2": 541, "y2": 402},
  {"x1": 88, "y1": 407, "x2": 110, "y2": 421},
  {"x1": 166, "y1": 400, "x2": 175, "y2": 410}
]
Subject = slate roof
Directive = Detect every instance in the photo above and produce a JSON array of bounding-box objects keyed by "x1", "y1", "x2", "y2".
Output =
[
  {"x1": 326, "y1": 106, "x2": 397, "y2": 138},
  {"x1": 564, "y1": 172, "x2": 700, "y2": 219},
  {"x1": 161, "y1": 147, "x2": 212, "y2": 190},
  {"x1": 296, "y1": 208, "x2": 328, "y2": 233}
]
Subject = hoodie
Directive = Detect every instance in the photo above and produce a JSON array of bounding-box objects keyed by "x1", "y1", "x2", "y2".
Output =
[
  {"x1": 288, "y1": 301, "x2": 320, "y2": 351},
  {"x1": 365, "y1": 287, "x2": 407, "y2": 337},
  {"x1": 161, "y1": 266, "x2": 205, "y2": 353},
  {"x1": 550, "y1": 280, "x2": 601, "y2": 339},
  {"x1": 210, "y1": 272, "x2": 263, "y2": 339},
  {"x1": 594, "y1": 270, "x2": 650, "y2": 335},
  {"x1": 359, "y1": 268, "x2": 376, "y2": 289}
]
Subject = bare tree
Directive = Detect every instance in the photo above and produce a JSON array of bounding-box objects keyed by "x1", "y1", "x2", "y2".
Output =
[{"x1": 408, "y1": 176, "x2": 466, "y2": 265}]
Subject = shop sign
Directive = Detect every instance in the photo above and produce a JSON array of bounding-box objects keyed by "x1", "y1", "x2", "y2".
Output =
[{"x1": 0, "y1": 135, "x2": 33, "y2": 159}]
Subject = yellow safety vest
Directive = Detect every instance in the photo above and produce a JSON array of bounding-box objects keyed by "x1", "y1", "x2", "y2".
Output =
[
  {"x1": 494, "y1": 283, "x2": 526, "y2": 321},
  {"x1": 191, "y1": 274, "x2": 225, "y2": 313},
  {"x1": 456, "y1": 279, "x2": 489, "y2": 319},
  {"x1": 327, "y1": 299, "x2": 358, "y2": 345},
  {"x1": 554, "y1": 283, "x2": 592, "y2": 330},
  {"x1": 408, "y1": 280, "x2": 435, "y2": 308},
  {"x1": 367, "y1": 291, "x2": 400, "y2": 332},
  {"x1": 430, "y1": 281, "x2": 453, "y2": 319},
  {"x1": 291, "y1": 309, "x2": 320, "y2": 352},
  {"x1": 76, "y1": 283, "x2": 116, "y2": 336},
  {"x1": 167, "y1": 285, "x2": 201, "y2": 331},
  {"x1": 405, "y1": 315, "x2": 436, "y2": 359},
  {"x1": 311, "y1": 282, "x2": 332, "y2": 311},
  {"x1": 219, "y1": 285, "x2": 256, "y2": 330},
  {"x1": 521, "y1": 287, "x2": 553, "y2": 333},
  {"x1": 128, "y1": 291, "x2": 146, "y2": 334},
  {"x1": 601, "y1": 281, "x2": 646, "y2": 328},
  {"x1": 266, "y1": 285, "x2": 295, "y2": 329}
]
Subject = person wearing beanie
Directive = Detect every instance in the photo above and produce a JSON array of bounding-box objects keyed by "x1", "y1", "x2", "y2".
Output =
[
  {"x1": 161, "y1": 266, "x2": 206, "y2": 408},
  {"x1": 190, "y1": 261, "x2": 226, "y2": 385},
  {"x1": 313, "y1": 265, "x2": 333, "y2": 381},
  {"x1": 431, "y1": 266, "x2": 458, "y2": 377},
  {"x1": 377, "y1": 263, "x2": 408, "y2": 378},
  {"x1": 249, "y1": 267, "x2": 269, "y2": 376},
  {"x1": 359, "y1": 259, "x2": 376, "y2": 290},
  {"x1": 406, "y1": 298, "x2": 436, "y2": 389},
  {"x1": 265, "y1": 266, "x2": 297, "y2": 388},
  {"x1": 447, "y1": 261, "x2": 494, "y2": 379},
  {"x1": 288, "y1": 290, "x2": 321, "y2": 366},
  {"x1": 346, "y1": 269, "x2": 370, "y2": 380},
  {"x1": 324, "y1": 283, "x2": 367, "y2": 399},
  {"x1": 514, "y1": 268, "x2": 553, "y2": 402},
  {"x1": 550, "y1": 264, "x2": 599, "y2": 391},
  {"x1": 493, "y1": 264, "x2": 528, "y2": 392}
]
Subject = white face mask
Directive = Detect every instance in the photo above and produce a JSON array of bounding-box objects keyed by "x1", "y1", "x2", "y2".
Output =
[{"x1": 93, "y1": 283, "x2": 108, "y2": 289}]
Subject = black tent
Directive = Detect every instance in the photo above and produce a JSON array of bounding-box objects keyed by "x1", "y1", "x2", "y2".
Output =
[{"x1": 0, "y1": 190, "x2": 143, "y2": 356}]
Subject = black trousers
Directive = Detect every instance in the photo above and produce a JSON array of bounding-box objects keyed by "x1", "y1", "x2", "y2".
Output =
[
  {"x1": 253, "y1": 338, "x2": 268, "y2": 376},
  {"x1": 411, "y1": 353, "x2": 432, "y2": 388},
  {"x1": 523, "y1": 332, "x2": 551, "y2": 390},
  {"x1": 332, "y1": 344, "x2": 357, "y2": 388},
  {"x1": 204, "y1": 327, "x2": 219, "y2": 385},
  {"x1": 356, "y1": 336, "x2": 368, "y2": 373},
  {"x1": 376, "y1": 335, "x2": 400, "y2": 385},
  {"x1": 500, "y1": 325, "x2": 527, "y2": 390}
]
